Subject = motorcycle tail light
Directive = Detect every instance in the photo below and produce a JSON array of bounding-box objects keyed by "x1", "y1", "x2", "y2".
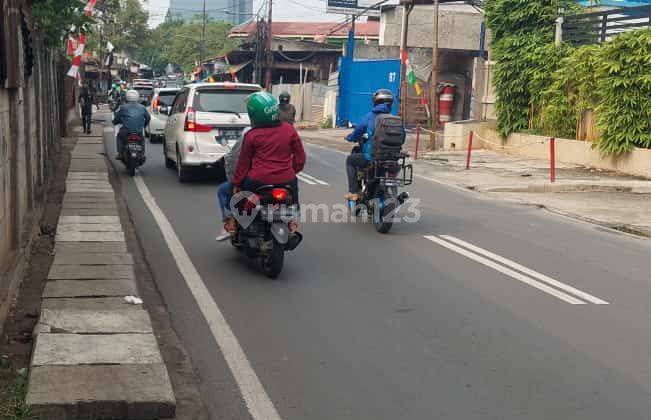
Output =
[
  {"x1": 128, "y1": 134, "x2": 140, "y2": 142},
  {"x1": 271, "y1": 188, "x2": 288, "y2": 202}
]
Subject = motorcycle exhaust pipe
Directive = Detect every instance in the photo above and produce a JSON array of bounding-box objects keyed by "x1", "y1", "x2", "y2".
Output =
[
  {"x1": 397, "y1": 192, "x2": 410, "y2": 205},
  {"x1": 285, "y1": 232, "x2": 303, "y2": 251}
]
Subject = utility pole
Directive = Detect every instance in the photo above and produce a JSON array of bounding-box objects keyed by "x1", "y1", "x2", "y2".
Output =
[
  {"x1": 264, "y1": 0, "x2": 273, "y2": 90},
  {"x1": 399, "y1": 0, "x2": 414, "y2": 121},
  {"x1": 200, "y1": 0, "x2": 207, "y2": 79},
  {"x1": 429, "y1": 0, "x2": 439, "y2": 148}
]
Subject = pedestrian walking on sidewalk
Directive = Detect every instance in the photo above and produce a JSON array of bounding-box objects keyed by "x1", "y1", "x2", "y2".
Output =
[{"x1": 79, "y1": 84, "x2": 98, "y2": 134}]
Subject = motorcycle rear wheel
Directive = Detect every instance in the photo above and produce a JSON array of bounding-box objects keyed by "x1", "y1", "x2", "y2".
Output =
[
  {"x1": 373, "y1": 200, "x2": 395, "y2": 234},
  {"x1": 261, "y1": 239, "x2": 284, "y2": 279}
]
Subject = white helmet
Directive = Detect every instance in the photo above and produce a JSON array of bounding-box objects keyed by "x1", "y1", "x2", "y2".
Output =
[{"x1": 125, "y1": 89, "x2": 139, "y2": 102}]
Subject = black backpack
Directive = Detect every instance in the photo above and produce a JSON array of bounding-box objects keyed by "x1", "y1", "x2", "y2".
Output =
[{"x1": 372, "y1": 114, "x2": 405, "y2": 160}]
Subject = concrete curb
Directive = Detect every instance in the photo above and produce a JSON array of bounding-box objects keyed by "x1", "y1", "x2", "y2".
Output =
[
  {"x1": 481, "y1": 184, "x2": 637, "y2": 194},
  {"x1": 490, "y1": 194, "x2": 651, "y2": 239},
  {"x1": 26, "y1": 130, "x2": 176, "y2": 419}
]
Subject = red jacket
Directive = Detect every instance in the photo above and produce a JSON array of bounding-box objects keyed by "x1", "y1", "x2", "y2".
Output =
[{"x1": 232, "y1": 122, "x2": 306, "y2": 187}]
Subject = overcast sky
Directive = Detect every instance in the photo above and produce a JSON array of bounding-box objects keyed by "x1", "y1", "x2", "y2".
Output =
[{"x1": 144, "y1": 0, "x2": 343, "y2": 27}]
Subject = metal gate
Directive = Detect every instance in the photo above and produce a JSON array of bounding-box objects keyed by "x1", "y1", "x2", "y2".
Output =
[{"x1": 336, "y1": 58, "x2": 401, "y2": 127}]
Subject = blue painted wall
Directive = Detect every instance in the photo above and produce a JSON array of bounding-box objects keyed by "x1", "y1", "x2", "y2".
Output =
[{"x1": 337, "y1": 58, "x2": 401, "y2": 127}]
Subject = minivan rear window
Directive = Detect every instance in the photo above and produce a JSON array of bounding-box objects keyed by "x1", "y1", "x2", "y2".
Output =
[
  {"x1": 157, "y1": 91, "x2": 179, "y2": 106},
  {"x1": 193, "y1": 90, "x2": 257, "y2": 114}
]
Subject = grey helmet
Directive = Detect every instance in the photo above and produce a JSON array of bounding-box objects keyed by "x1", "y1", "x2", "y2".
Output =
[
  {"x1": 372, "y1": 89, "x2": 394, "y2": 107},
  {"x1": 125, "y1": 89, "x2": 139, "y2": 102}
]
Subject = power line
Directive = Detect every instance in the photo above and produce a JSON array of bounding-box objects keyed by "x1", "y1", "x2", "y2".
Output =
[
  {"x1": 284, "y1": 0, "x2": 326, "y2": 12},
  {"x1": 324, "y1": 0, "x2": 389, "y2": 36}
]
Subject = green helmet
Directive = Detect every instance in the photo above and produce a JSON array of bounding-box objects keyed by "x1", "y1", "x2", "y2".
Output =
[{"x1": 247, "y1": 92, "x2": 280, "y2": 127}]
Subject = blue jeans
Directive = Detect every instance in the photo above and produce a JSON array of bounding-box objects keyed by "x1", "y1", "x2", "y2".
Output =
[{"x1": 218, "y1": 181, "x2": 233, "y2": 221}]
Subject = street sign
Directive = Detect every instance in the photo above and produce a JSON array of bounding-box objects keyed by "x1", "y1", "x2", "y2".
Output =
[{"x1": 326, "y1": 0, "x2": 396, "y2": 17}]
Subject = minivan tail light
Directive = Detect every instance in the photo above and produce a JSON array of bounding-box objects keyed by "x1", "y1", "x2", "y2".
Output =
[
  {"x1": 152, "y1": 97, "x2": 159, "y2": 113},
  {"x1": 184, "y1": 107, "x2": 212, "y2": 132}
]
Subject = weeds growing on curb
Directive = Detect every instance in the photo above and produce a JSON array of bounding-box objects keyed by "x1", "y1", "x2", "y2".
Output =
[{"x1": 0, "y1": 360, "x2": 37, "y2": 420}]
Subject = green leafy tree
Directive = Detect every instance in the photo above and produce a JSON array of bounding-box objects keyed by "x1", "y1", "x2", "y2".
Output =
[
  {"x1": 485, "y1": 0, "x2": 578, "y2": 137},
  {"x1": 141, "y1": 19, "x2": 239, "y2": 73},
  {"x1": 88, "y1": 0, "x2": 150, "y2": 57},
  {"x1": 594, "y1": 29, "x2": 651, "y2": 154},
  {"x1": 32, "y1": 0, "x2": 93, "y2": 48},
  {"x1": 540, "y1": 44, "x2": 600, "y2": 139}
]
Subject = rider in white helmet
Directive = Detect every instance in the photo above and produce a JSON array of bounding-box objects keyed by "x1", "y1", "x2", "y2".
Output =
[{"x1": 112, "y1": 89, "x2": 150, "y2": 159}]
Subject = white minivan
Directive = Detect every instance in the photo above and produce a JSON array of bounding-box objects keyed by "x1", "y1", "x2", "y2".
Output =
[
  {"x1": 146, "y1": 88, "x2": 180, "y2": 143},
  {"x1": 163, "y1": 82, "x2": 261, "y2": 182}
]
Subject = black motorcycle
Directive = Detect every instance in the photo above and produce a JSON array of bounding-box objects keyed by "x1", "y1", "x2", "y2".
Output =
[
  {"x1": 231, "y1": 185, "x2": 303, "y2": 278},
  {"x1": 348, "y1": 148, "x2": 413, "y2": 234},
  {"x1": 120, "y1": 132, "x2": 146, "y2": 176},
  {"x1": 109, "y1": 95, "x2": 121, "y2": 112}
]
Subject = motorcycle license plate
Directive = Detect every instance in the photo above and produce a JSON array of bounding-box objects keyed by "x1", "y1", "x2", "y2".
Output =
[{"x1": 128, "y1": 143, "x2": 143, "y2": 152}]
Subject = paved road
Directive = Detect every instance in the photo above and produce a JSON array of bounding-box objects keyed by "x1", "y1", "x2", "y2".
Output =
[{"x1": 102, "y1": 113, "x2": 651, "y2": 420}]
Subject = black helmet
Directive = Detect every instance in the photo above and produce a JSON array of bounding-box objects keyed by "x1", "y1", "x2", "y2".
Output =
[
  {"x1": 279, "y1": 91, "x2": 291, "y2": 104},
  {"x1": 372, "y1": 89, "x2": 394, "y2": 107}
]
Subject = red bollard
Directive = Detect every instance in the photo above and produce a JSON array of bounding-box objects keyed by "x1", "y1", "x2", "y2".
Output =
[
  {"x1": 414, "y1": 125, "x2": 421, "y2": 160},
  {"x1": 465, "y1": 131, "x2": 474, "y2": 170},
  {"x1": 550, "y1": 137, "x2": 556, "y2": 183}
]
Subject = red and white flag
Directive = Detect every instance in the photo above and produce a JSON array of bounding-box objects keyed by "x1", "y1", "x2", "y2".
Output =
[
  {"x1": 66, "y1": 35, "x2": 86, "y2": 78},
  {"x1": 84, "y1": 0, "x2": 97, "y2": 16}
]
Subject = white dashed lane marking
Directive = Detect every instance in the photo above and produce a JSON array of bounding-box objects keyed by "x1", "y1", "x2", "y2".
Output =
[
  {"x1": 425, "y1": 235, "x2": 609, "y2": 305},
  {"x1": 297, "y1": 172, "x2": 329, "y2": 186}
]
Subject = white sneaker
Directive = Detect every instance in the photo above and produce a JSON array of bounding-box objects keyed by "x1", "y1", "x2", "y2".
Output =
[{"x1": 215, "y1": 230, "x2": 231, "y2": 242}]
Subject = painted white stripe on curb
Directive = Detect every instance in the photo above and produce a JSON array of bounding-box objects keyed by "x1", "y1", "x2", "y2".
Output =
[
  {"x1": 299, "y1": 172, "x2": 329, "y2": 185},
  {"x1": 133, "y1": 175, "x2": 282, "y2": 420},
  {"x1": 424, "y1": 236, "x2": 587, "y2": 305},
  {"x1": 440, "y1": 235, "x2": 609, "y2": 305},
  {"x1": 296, "y1": 173, "x2": 316, "y2": 185}
]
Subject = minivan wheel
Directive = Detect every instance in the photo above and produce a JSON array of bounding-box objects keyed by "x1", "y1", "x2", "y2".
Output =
[
  {"x1": 164, "y1": 143, "x2": 174, "y2": 169},
  {"x1": 176, "y1": 149, "x2": 192, "y2": 183}
]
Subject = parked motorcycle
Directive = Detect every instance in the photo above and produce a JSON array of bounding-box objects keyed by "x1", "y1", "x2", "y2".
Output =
[
  {"x1": 348, "y1": 148, "x2": 413, "y2": 234},
  {"x1": 230, "y1": 184, "x2": 303, "y2": 278},
  {"x1": 119, "y1": 132, "x2": 146, "y2": 176}
]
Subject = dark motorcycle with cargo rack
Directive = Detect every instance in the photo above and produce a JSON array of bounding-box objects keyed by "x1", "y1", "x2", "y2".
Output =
[
  {"x1": 230, "y1": 184, "x2": 303, "y2": 278},
  {"x1": 348, "y1": 113, "x2": 413, "y2": 234}
]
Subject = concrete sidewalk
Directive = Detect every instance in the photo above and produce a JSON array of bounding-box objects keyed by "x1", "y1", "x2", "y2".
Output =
[
  {"x1": 299, "y1": 129, "x2": 651, "y2": 237},
  {"x1": 26, "y1": 127, "x2": 176, "y2": 419}
]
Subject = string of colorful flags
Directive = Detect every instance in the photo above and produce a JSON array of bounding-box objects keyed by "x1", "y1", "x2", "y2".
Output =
[
  {"x1": 400, "y1": 49, "x2": 427, "y2": 105},
  {"x1": 66, "y1": 0, "x2": 97, "y2": 79}
]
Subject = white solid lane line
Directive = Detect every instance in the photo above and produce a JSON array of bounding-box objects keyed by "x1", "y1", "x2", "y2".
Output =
[
  {"x1": 424, "y1": 236, "x2": 587, "y2": 305},
  {"x1": 133, "y1": 176, "x2": 283, "y2": 420},
  {"x1": 440, "y1": 235, "x2": 609, "y2": 305},
  {"x1": 296, "y1": 173, "x2": 316, "y2": 185},
  {"x1": 299, "y1": 172, "x2": 329, "y2": 185}
]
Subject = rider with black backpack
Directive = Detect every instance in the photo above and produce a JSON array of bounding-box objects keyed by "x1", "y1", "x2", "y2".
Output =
[{"x1": 344, "y1": 89, "x2": 405, "y2": 201}]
